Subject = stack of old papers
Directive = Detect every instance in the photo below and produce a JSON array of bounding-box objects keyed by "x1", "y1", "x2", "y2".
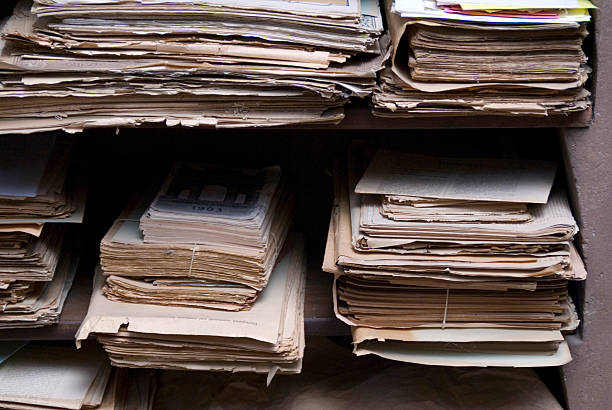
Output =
[
  {"x1": 0, "y1": 236, "x2": 78, "y2": 329},
  {"x1": 0, "y1": 0, "x2": 387, "y2": 133},
  {"x1": 0, "y1": 343, "x2": 155, "y2": 409},
  {"x1": 0, "y1": 135, "x2": 80, "y2": 219},
  {"x1": 78, "y1": 233, "x2": 306, "y2": 378},
  {"x1": 323, "y1": 146, "x2": 585, "y2": 366},
  {"x1": 372, "y1": 0, "x2": 592, "y2": 117},
  {"x1": 0, "y1": 135, "x2": 84, "y2": 329},
  {"x1": 99, "y1": 163, "x2": 292, "y2": 310}
]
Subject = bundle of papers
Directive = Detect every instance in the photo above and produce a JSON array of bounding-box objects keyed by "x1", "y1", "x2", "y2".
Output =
[
  {"x1": 0, "y1": 135, "x2": 78, "y2": 220},
  {"x1": 322, "y1": 145, "x2": 585, "y2": 366},
  {"x1": 140, "y1": 164, "x2": 290, "y2": 250},
  {"x1": 0, "y1": 224, "x2": 64, "y2": 283},
  {"x1": 336, "y1": 275, "x2": 577, "y2": 330},
  {"x1": 0, "y1": 343, "x2": 155, "y2": 410},
  {"x1": 98, "y1": 163, "x2": 292, "y2": 311},
  {"x1": 78, "y1": 233, "x2": 306, "y2": 377},
  {"x1": 0, "y1": 225, "x2": 65, "y2": 319},
  {"x1": 0, "y1": 0, "x2": 387, "y2": 133},
  {"x1": 372, "y1": 0, "x2": 592, "y2": 117},
  {"x1": 0, "y1": 135, "x2": 84, "y2": 329},
  {"x1": 0, "y1": 238, "x2": 78, "y2": 329}
]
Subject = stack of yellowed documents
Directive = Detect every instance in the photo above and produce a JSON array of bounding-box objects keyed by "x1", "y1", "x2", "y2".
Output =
[
  {"x1": 0, "y1": 225, "x2": 63, "y2": 284},
  {"x1": 323, "y1": 146, "x2": 585, "y2": 366},
  {"x1": 0, "y1": 0, "x2": 387, "y2": 133},
  {"x1": 100, "y1": 163, "x2": 292, "y2": 311},
  {"x1": 0, "y1": 225, "x2": 65, "y2": 316},
  {"x1": 0, "y1": 343, "x2": 155, "y2": 410},
  {"x1": 0, "y1": 135, "x2": 84, "y2": 329},
  {"x1": 372, "y1": 0, "x2": 592, "y2": 117},
  {"x1": 0, "y1": 238, "x2": 78, "y2": 330},
  {"x1": 78, "y1": 233, "x2": 306, "y2": 378}
]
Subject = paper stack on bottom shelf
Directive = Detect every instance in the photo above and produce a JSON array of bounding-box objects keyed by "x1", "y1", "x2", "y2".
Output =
[
  {"x1": 78, "y1": 233, "x2": 306, "y2": 378},
  {"x1": 0, "y1": 343, "x2": 155, "y2": 410},
  {"x1": 0, "y1": 231, "x2": 78, "y2": 329},
  {"x1": 323, "y1": 145, "x2": 585, "y2": 366}
]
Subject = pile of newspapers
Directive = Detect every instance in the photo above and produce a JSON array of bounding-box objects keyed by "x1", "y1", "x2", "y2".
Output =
[
  {"x1": 0, "y1": 0, "x2": 386, "y2": 133},
  {"x1": 78, "y1": 163, "x2": 305, "y2": 377},
  {"x1": 373, "y1": 0, "x2": 593, "y2": 117},
  {"x1": 0, "y1": 135, "x2": 84, "y2": 329},
  {"x1": 323, "y1": 145, "x2": 586, "y2": 366},
  {"x1": 0, "y1": 342, "x2": 155, "y2": 410}
]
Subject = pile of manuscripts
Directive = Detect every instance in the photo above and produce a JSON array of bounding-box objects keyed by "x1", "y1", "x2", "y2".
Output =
[
  {"x1": 0, "y1": 0, "x2": 387, "y2": 133},
  {"x1": 78, "y1": 163, "x2": 305, "y2": 377},
  {"x1": 101, "y1": 163, "x2": 293, "y2": 311},
  {"x1": 372, "y1": 0, "x2": 593, "y2": 117},
  {"x1": 323, "y1": 146, "x2": 586, "y2": 366},
  {"x1": 0, "y1": 342, "x2": 155, "y2": 410},
  {"x1": 0, "y1": 135, "x2": 84, "y2": 329}
]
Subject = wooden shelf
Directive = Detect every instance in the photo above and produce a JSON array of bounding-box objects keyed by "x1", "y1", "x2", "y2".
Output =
[
  {"x1": 0, "y1": 263, "x2": 347, "y2": 341},
  {"x1": 75, "y1": 102, "x2": 593, "y2": 134},
  {"x1": 292, "y1": 103, "x2": 593, "y2": 130},
  {"x1": 304, "y1": 262, "x2": 350, "y2": 337}
]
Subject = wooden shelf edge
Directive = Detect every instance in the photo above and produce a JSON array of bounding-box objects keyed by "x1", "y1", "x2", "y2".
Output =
[
  {"x1": 293, "y1": 104, "x2": 593, "y2": 130},
  {"x1": 0, "y1": 264, "x2": 346, "y2": 341},
  {"x1": 47, "y1": 102, "x2": 593, "y2": 135}
]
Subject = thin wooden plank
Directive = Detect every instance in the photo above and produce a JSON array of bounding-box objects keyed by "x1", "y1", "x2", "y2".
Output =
[
  {"x1": 296, "y1": 104, "x2": 593, "y2": 130},
  {"x1": 0, "y1": 262, "x2": 347, "y2": 340}
]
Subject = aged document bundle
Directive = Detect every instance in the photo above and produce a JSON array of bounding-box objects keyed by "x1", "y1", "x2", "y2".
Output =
[
  {"x1": 78, "y1": 233, "x2": 306, "y2": 377},
  {"x1": 0, "y1": 135, "x2": 83, "y2": 329},
  {"x1": 101, "y1": 163, "x2": 293, "y2": 310},
  {"x1": 0, "y1": 0, "x2": 386, "y2": 133},
  {"x1": 323, "y1": 145, "x2": 585, "y2": 366},
  {"x1": 372, "y1": 0, "x2": 592, "y2": 117},
  {"x1": 0, "y1": 135, "x2": 81, "y2": 220},
  {"x1": 0, "y1": 236, "x2": 78, "y2": 329},
  {"x1": 0, "y1": 343, "x2": 155, "y2": 409}
]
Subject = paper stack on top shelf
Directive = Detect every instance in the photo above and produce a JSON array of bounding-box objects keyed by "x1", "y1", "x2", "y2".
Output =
[
  {"x1": 100, "y1": 163, "x2": 293, "y2": 311},
  {"x1": 372, "y1": 0, "x2": 593, "y2": 118},
  {"x1": 0, "y1": 135, "x2": 84, "y2": 329},
  {"x1": 82, "y1": 162, "x2": 305, "y2": 377},
  {"x1": 0, "y1": 343, "x2": 155, "y2": 410},
  {"x1": 323, "y1": 145, "x2": 586, "y2": 367},
  {"x1": 0, "y1": 0, "x2": 386, "y2": 133}
]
